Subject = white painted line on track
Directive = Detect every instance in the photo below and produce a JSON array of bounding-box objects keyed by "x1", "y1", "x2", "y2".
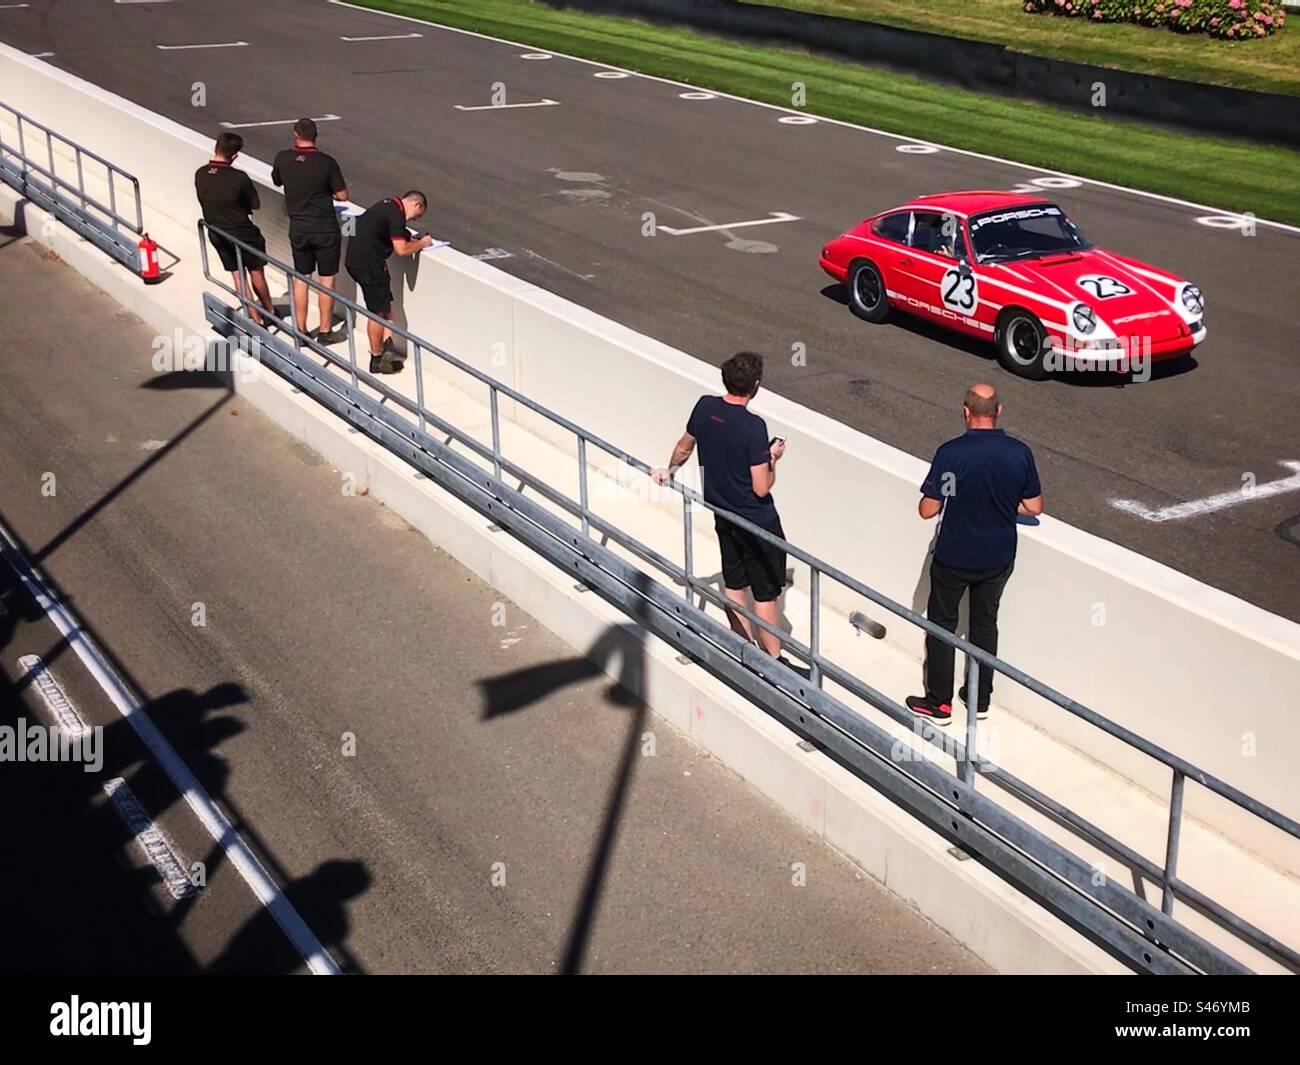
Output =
[
  {"x1": 1196, "y1": 213, "x2": 1256, "y2": 232},
  {"x1": 1112, "y1": 461, "x2": 1300, "y2": 523},
  {"x1": 221, "y1": 114, "x2": 341, "y2": 129},
  {"x1": 0, "y1": 4, "x2": 31, "y2": 9},
  {"x1": 104, "y1": 778, "x2": 202, "y2": 900},
  {"x1": 453, "y1": 99, "x2": 559, "y2": 111},
  {"x1": 325, "y1": 0, "x2": 1300, "y2": 236},
  {"x1": 679, "y1": 91, "x2": 715, "y2": 100},
  {"x1": 659, "y1": 211, "x2": 800, "y2": 236},
  {"x1": 339, "y1": 32, "x2": 422, "y2": 41},
  {"x1": 30, "y1": 51, "x2": 53, "y2": 58},
  {"x1": 0, "y1": 519, "x2": 341, "y2": 975},
  {"x1": 779, "y1": 115, "x2": 818, "y2": 125},
  {"x1": 593, "y1": 71, "x2": 628, "y2": 79},
  {"x1": 156, "y1": 42, "x2": 249, "y2": 51},
  {"x1": 897, "y1": 144, "x2": 940, "y2": 154},
  {"x1": 519, "y1": 52, "x2": 551, "y2": 59},
  {"x1": 18, "y1": 654, "x2": 89, "y2": 738}
]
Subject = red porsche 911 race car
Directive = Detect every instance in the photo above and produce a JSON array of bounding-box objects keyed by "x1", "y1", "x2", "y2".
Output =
[{"x1": 819, "y1": 191, "x2": 1206, "y2": 379}]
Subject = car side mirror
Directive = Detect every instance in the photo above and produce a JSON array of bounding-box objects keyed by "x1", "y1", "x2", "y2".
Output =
[{"x1": 958, "y1": 259, "x2": 973, "y2": 278}]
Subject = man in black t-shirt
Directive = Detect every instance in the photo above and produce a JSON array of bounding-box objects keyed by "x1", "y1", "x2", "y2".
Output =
[
  {"x1": 906, "y1": 384, "x2": 1044, "y2": 727},
  {"x1": 654, "y1": 351, "x2": 789, "y2": 658},
  {"x1": 271, "y1": 119, "x2": 349, "y2": 344},
  {"x1": 195, "y1": 132, "x2": 275, "y2": 327},
  {"x1": 344, "y1": 191, "x2": 433, "y2": 374}
]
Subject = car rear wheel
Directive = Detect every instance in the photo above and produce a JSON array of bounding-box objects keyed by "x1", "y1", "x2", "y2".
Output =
[
  {"x1": 847, "y1": 260, "x2": 890, "y2": 323},
  {"x1": 996, "y1": 310, "x2": 1051, "y2": 380}
]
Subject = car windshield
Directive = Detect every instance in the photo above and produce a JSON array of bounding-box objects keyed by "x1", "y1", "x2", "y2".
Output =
[{"x1": 968, "y1": 203, "x2": 1090, "y2": 264}]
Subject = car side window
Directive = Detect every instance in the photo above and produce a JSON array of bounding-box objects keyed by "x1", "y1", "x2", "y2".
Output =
[
  {"x1": 872, "y1": 211, "x2": 911, "y2": 245},
  {"x1": 910, "y1": 211, "x2": 963, "y2": 259}
]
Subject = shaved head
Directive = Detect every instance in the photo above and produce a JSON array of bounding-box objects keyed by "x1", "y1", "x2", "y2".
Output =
[{"x1": 964, "y1": 383, "x2": 999, "y2": 421}]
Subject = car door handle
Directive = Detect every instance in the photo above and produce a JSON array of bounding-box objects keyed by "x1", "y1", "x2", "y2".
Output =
[{"x1": 899, "y1": 257, "x2": 912, "y2": 267}]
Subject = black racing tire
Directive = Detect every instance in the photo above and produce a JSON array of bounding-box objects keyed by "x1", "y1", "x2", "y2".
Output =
[
  {"x1": 996, "y1": 309, "x2": 1051, "y2": 380},
  {"x1": 847, "y1": 259, "x2": 890, "y2": 323}
]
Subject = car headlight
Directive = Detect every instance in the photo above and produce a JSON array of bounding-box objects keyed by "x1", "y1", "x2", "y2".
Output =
[
  {"x1": 1181, "y1": 283, "x2": 1204, "y2": 316},
  {"x1": 1072, "y1": 303, "x2": 1097, "y2": 335}
]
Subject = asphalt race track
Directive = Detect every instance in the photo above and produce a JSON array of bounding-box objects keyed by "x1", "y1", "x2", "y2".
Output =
[
  {"x1": 1, "y1": 0, "x2": 1297, "y2": 620},
  {"x1": 0, "y1": 231, "x2": 987, "y2": 973}
]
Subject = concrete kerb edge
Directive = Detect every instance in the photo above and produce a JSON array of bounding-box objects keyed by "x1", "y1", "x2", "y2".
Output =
[{"x1": 0, "y1": 183, "x2": 1120, "y2": 974}]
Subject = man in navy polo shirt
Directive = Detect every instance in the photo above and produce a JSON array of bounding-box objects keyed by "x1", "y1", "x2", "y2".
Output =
[
  {"x1": 653, "y1": 351, "x2": 789, "y2": 657},
  {"x1": 906, "y1": 384, "x2": 1042, "y2": 726}
]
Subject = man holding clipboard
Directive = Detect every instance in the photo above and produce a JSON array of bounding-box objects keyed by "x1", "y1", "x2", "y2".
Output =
[{"x1": 344, "y1": 191, "x2": 433, "y2": 374}]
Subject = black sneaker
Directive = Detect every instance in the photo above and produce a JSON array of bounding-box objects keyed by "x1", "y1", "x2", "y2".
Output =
[
  {"x1": 378, "y1": 350, "x2": 405, "y2": 375},
  {"x1": 369, "y1": 353, "x2": 384, "y2": 374},
  {"x1": 957, "y1": 691, "x2": 991, "y2": 720},
  {"x1": 905, "y1": 694, "x2": 952, "y2": 726},
  {"x1": 777, "y1": 656, "x2": 813, "y2": 680},
  {"x1": 316, "y1": 327, "x2": 347, "y2": 346}
]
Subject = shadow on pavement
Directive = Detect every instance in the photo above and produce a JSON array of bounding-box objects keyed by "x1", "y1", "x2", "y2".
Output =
[
  {"x1": 208, "y1": 859, "x2": 371, "y2": 975},
  {"x1": 0, "y1": 372, "x2": 371, "y2": 974},
  {"x1": 476, "y1": 571, "x2": 653, "y2": 975}
]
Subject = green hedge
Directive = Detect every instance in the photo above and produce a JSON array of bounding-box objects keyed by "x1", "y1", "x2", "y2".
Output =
[{"x1": 1023, "y1": 0, "x2": 1288, "y2": 39}]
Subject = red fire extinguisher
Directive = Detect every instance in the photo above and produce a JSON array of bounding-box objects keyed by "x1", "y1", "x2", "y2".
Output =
[{"x1": 138, "y1": 233, "x2": 161, "y2": 284}]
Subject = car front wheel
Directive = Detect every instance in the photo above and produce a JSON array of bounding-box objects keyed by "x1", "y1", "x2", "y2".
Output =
[
  {"x1": 847, "y1": 260, "x2": 890, "y2": 323},
  {"x1": 996, "y1": 310, "x2": 1051, "y2": 380}
]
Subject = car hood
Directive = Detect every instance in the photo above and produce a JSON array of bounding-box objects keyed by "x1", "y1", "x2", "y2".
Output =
[{"x1": 990, "y1": 249, "x2": 1188, "y2": 331}]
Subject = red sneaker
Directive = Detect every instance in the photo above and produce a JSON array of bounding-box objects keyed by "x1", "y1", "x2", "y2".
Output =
[{"x1": 905, "y1": 694, "x2": 952, "y2": 726}]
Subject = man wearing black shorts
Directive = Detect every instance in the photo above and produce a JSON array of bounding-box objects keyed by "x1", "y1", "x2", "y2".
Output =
[
  {"x1": 271, "y1": 119, "x2": 349, "y2": 344},
  {"x1": 344, "y1": 191, "x2": 433, "y2": 374},
  {"x1": 195, "y1": 132, "x2": 275, "y2": 327},
  {"x1": 654, "y1": 351, "x2": 789, "y2": 657}
]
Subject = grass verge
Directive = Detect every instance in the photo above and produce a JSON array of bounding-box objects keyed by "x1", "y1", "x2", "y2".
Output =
[
  {"x1": 744, "y1": 0, "x2": 1300, "y2": 98},
  {"x1": 353, "y1": 0, "x2": 1300, "y2": 226}
]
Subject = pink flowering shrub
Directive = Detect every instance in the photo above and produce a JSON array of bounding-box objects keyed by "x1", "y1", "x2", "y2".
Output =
[{"x1": 1023, "y1": 0, "x2": 1286, "y2": 38}]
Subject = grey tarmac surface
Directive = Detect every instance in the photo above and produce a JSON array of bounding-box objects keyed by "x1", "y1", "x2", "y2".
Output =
[
  {"x1": 1, "y1": 0, "x2": 1296, "y2": 622},
  {"x1": 0, "y1": 228, "x2": 988, "y2": 974}
]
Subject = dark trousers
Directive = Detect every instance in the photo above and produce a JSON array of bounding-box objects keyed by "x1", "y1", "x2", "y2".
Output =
[{"x1": 923, "y1": 558, "x2": 1013, "y2": 709}]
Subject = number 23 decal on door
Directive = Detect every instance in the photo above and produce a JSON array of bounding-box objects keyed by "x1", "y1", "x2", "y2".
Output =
[
  {"x1": 941, "y1": 266, "x2": 978, "y2": 314},
  {"x1": 1076, "y1": 274, "x2": 1133, "y2": 300}
]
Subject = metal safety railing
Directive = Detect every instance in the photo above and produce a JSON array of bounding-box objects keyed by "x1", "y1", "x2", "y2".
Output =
[
  {"x1": 199, "y1": 219, "x2": 1300, "y2": 974},
  {"x1": 0, "y1": 101, "x2": 145, "y2": 272}
]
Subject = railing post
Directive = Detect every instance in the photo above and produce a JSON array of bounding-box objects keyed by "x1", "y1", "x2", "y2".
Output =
[
  {"x1": 1162, "y1": 770, "x2": 1185, "y2": 917},
  {"x1": 489, "y1": 387, "x2": 502, "y2": 479},
  {"x1": 682, "y1": 496, "x2": 694, "y2": 604},
  {"x1": 809, "y1": 567, "x2": 822, "y2": 688},
  {"x1": 74, "y1": 149, "x2": 86, "y2": 210},
  {"x1": 962, "y1": 659, "x2": 979, "y2": 785},
  {"x1": 107, "y1": 169, "x2": 118, "y2": 226},
  {"x1": 577, "y1": 436, "x2": 590, "y2": 537},
  {"x1": 413, "y1": 341, "x2": 426, "y2": 435},
  {"x1": 16, "y1": 118, "x2": 27, "y2": 185},
  {"x1": 198, "y1": 224, "x2": 209, "y2": 279},
  {"x1": 292, "y1": 272, "x2": 303, "y2": 352},
  {"x1": 345, "y1": 304, "x2": 358, "y2": 390},
  {"x1": 45, "y1": 129, "x2": 54, "y2": 191},
  {"x1": 234, "y1": 241, "x2": 246, "y2": 317}
]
